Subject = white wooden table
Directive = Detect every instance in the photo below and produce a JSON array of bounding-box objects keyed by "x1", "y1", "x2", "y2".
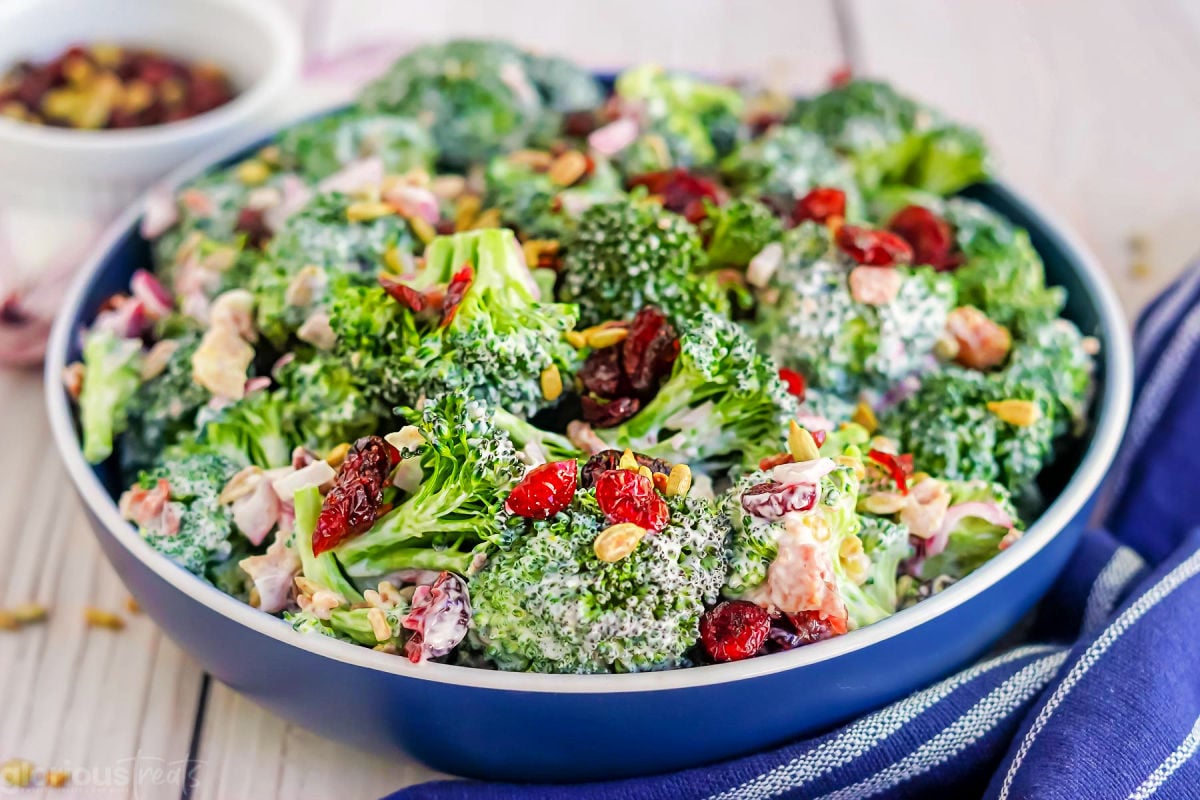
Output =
[{"x1": 3, "y1": 1, "x2": 1199, "y2": 797}]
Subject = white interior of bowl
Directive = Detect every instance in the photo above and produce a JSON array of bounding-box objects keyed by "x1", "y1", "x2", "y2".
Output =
[
  {"x1": 0, "y1": 0, "x2": 300, "y2": 151},
  {"x1": 44, "y1": 119, "x2": 1135, "y2": 694}
]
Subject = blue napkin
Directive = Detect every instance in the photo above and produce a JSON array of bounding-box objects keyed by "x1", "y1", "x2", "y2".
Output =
[{"x1": 389, "y1": 265, "x2": 1200, "y2": 800}]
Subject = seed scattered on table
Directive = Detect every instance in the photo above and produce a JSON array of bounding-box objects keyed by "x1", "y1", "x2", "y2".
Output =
[
  {"x1": 46, "y1": 769, "x2": 70, "y2": 788},
  {"x1": 84, "y1": 607, "x2": 125, "y2": 630},
  {"x1": 11, "y1": 602, "x2": 48, "y2": 624},
  {"x1": 1, "y1": 759, "x2": 33, "y2": 788}
]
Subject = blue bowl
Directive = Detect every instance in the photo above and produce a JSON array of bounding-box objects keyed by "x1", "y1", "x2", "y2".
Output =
[{"x1": 46, "y1": 120, "x2": 1132, "y2": 783}]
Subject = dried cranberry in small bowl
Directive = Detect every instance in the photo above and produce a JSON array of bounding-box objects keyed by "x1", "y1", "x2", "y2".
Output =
[{"x1": 700, "y1": 601, "x2": 771, "y2": 662}]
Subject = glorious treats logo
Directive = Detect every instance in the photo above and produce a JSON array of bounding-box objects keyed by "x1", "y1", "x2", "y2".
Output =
[{"x1": 0, "y1": 752, "x2": 199, "y2": 796}]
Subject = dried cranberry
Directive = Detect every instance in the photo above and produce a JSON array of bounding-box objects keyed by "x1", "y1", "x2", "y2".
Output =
[
  {"x1": 811, "y1": 429, "x2": 827, "y2": 449},
  {"x1": 578, "y1": 345, "x2": 631, "y2": 399},
  {"x1": 580, "y1": 450, "x2": 673, "y2": 489},
  {"x1": 740, "y1": 481, "x2": 818, "y2": 521},
  {"x1": 563, "y1": 109, "x2": 600, "y2": 137},
  {"x1": 581, "y1": 395, "x2": 641, "y2": 428},
  {"x1": 440, "y1": 264, "x2": 474, "y2": 327},
  {"x1": 829, "y1": 66, "x2": 853, "y2": 88},
  {"x1": 787, "y1": 609, "x2": 848, "y2": 645},
  {"x1": 867, "y1": 449, "x2": 914, "y2": 495},
  {"x1": 594, "y1": 469, "x2": 669, "y2": 533},
  {"x1": 234, "y1": 207, "x2": 271, "y2": 249},
  {"x1": 888, "y1": 205, "x2": 960, "y2": 271},
  {"x1": 623, "y1": 306, "x2": 680, "y2": 394},
  {"x1": 700, "y1": 601, "x2": 771, "y2": 662},
  {"x1": 835, "y1": 225, "x2": 914, "y2": 267},
  {"x1": 313, "y1": 436, "x2": 399, "y2": 554},
  {"x1": 778, "y1": 367, "x2": 807, "y2": 400},
  {"x1": 627, "y1": 169, "x2": 724, "y2": 223},
  {"x1": 504, "y1": 460, "x2": 578, "y2": 520},
  {"x1": 379, "y1": 274, "x2": 427, "y2": 312},
  {"x1": 792, "y1": 187, "x2": 846, "y2": 225}
]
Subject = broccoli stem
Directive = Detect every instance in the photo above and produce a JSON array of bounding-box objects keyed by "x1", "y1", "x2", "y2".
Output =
[
  {"x1": 341, "y1": 545, "x2": 474, "y2": 579},
  {"x1": 493, "y1": 409, "x2": 582, "y2": 462},
  {"x1": 80, "y1": 330, "x2": 142, "y2": 463},
  {"x1": 334, "y1": 490, "x2": 481, "y2": 574},
  {"x1": 293, "y1": 485, "x2": 362, "y2": 602}
]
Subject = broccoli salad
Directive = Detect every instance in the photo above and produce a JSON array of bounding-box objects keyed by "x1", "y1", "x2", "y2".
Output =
[{"x1": 68, "y1": 40, "x2": 1098, "y2": 674}]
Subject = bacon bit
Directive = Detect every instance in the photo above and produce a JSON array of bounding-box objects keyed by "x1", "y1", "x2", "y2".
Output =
[
  {"x1": 829, "y1": 65, "x2": 853, "y2": 87},
  {"x1": 284, "y1": 265, "x2": 327, "y2": 308},
  {"x1": 140, "y1": 338, "x2": 180, "y2": 381},
  {"x1": 946, "y1": 306, "x2": 1012, "y2": 371},
  {"x1": 440, "y1": 264, "x2": 474, "y2": 327},
  {"x1": 567, "y1": 420, "x2": 609, "y2": 455},
  {"x1": 180, "y1": 188, "x2": 215, "y2": 218},
  {"x1": 62, "y1": 361, "x2": 85, "y2": 399},
  {"x1": 192, "y1": 324, "x2": 254, "y2": 399},
  {"x1": 118, "y1": 478, "x2": 181, "y2": 538},
  {"x1": 867, "y1": 449, "x2": 913, "y2": 495},
  {"x1": 778, "y1": 367, "x2": 807, "y2": 400},
  {"x1": 849, "y1": 265, "x2": 903, "y2": 306},
  {"x1": 901, "y1": 478, "x2": 952, "y2": 540}
]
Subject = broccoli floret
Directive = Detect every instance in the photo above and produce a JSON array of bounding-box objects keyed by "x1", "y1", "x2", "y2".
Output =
[
  {"x1": 471, "y1": 489, "x2": 729, "y2": 673},
  {"x1": 253, "y1": 192, "x2": 416, "y2": 346},
  {"x1": 720, "y1": 125, "x2": 864, "y2": 219},
  {"x1": 1005, "y1": 319, "x2": 1095, "y2": 437},
  {"x1": 942, "y1": 198, "x2": 1065, "y2": 337},
  {"x1": 596, "y1": 310, "x2": 797, "y2": 470},
  {"x1": 789, "y1": 79, "x2": 988, "y2": 194},
  {"x1": 855, "y1": 514, "x2": 913, "y2": 614},
  {"x1": 201, "y1": 388, "x2": 292, "y2": 469},
  {"x1": 493, "y1": 408, "x2": 583, "y2": 465},
  {"x1": 358, "y1": 40, "x2": 549, "y2": 168},
  {"x1": 521, "y1": 52, "x2": 605, "y2": 115},
  {"x1": 332, "y1": 228, "x2": 579, "y2": 416},
  {"x1": 884, "y1": 366, "x2": 1055, "y2": 496},
  {"x1": 80, "y1": 329, "x2": 143, "y2": 464},
  {"x1": 132, "y1": 446, "x2": 239, "y2": 574},
  {"x1": 332, "y1": 396, "x2": 523, "y2": 578},
  {"x1": 120, "y1": 334, "x2": 210, "y2": 478},
  {"x1": 483, "y1": 154, "x2": 623, "y2": 240},
  {"x1": 613, "y1": 64, "x2": 745, "y2": 170},
  {"x1": 755, "y1": 222, "x2": 956, "y2": 395},
  {"x1": 724, "y1": 461, "x2": 890, "y2": 628},
  {"x1": 559, "y1": 198, "x2": 722, "y2": 327},
  {"x1": 916, "y1": 480, "x2": 1020, "y2": 580},
  {"x1": 276, "y1": 109, "x2": 436, "y2": 180},
  {"x1": 701, "y1": 197, "x2": 783, "y2": 268}
]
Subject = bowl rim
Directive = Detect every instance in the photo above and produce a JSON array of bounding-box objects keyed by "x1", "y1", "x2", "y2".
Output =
[
  {"x1": 45, "y1": 111, "x2": 1133, "y2": 695},
  {"x1": 0, "y1": 0, "x2": 301, "y2": 152}
]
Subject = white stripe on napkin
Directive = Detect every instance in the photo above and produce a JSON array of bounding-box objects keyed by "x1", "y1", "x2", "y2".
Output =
[
  {"x1": 813, "y1": 652, "x2": 1069, "y2": 800},
  {"x1": 1127, "y1": 714, "x2": 1200, "y2": 799},
  {"x1": 707, "y1": 644, "x2": 1061, "y2": 800},
  {"x1": 997, "y1": 547, "x2": 1200, "y2": 800},
  {"x1": 1082, "y1": 546, "x2": 1148, "y2": 634}
]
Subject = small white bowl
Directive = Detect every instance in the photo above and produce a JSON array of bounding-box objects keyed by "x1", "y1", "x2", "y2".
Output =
[{"x1": 0, "y1": 0, "x2": 301, "y2": 219}]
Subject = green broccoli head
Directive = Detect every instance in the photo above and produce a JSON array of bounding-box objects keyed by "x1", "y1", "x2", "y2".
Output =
[
  {"x1": 471, "y1": 489, "x2": 729, "y2": 673},
  {"x1": 333, "y1": 395, "x2": 524, "y2": 578},
  {"x1": 701, "y1": 197, "x2": 783, "y2": 268},
  {"x1": 483, "y1": 153, "x2": 623, "y2": 241},
  {"x1": 276, "y1": 109, "x2": 436, "y2": 180},
  {"x1": 80, "y1": 329, "x2": 143, "y2": 464},
  {"x1": 339, "y1": 228, "x2": 579, "y2": 417},
  {"x1": 855, "y1": 513, "x2": 914, "y2": 616},
  {"x1": 885, "y1": 366, "x2": 1055, "y2": 496},
  {"x1": 789, "y1": 79, "x2": 988, "y2": 194},
  {"x1": 755, "y1": 222, "x2": 956, "y2": 395},
  {"x1": 131, "y1": 446, "x2": 239, "y2": 574},
  {"x1": 120, "y1": 333, "x2": 210, "y2": 478},
  {"x1": 520, "y1": 52, "x2": 605, "y2": 114},
  {"x1": 358, "y1": 40, "x2": 548, "y2": 168},
  {"x1": 253, "y1": 192, "x2": 416, "y2": 346},
  {"x1": 1005, "y1": 319, "x2": 1095, "y2": 438},
  {"x1": 724, "y1": 460, "x2": 888, "y2": 627},
  {"x1": 559, "y1": 198, "x2": 722, "y2": 327},
  {"x1": 274, "y1": 351, "x2": 385, "y2": 455},
  {"x1": 942, "y1": 198, "x2": 1064, "y2": 337},
  {"x1": 720, "y1": 125, "x2": 863, "y2": 219},
  {"x1": 201, "y1": 388, "x2": 292, "y2": 470},
  {"x1": 597, "y1": 309, "x2": 798, "y2": 469},
  {"x1": 916, "y1": 479, "x2": 1020, "y2": 580},
  {"x1": 613, "y1": 64, "x2": 745, "y2": 170}
]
